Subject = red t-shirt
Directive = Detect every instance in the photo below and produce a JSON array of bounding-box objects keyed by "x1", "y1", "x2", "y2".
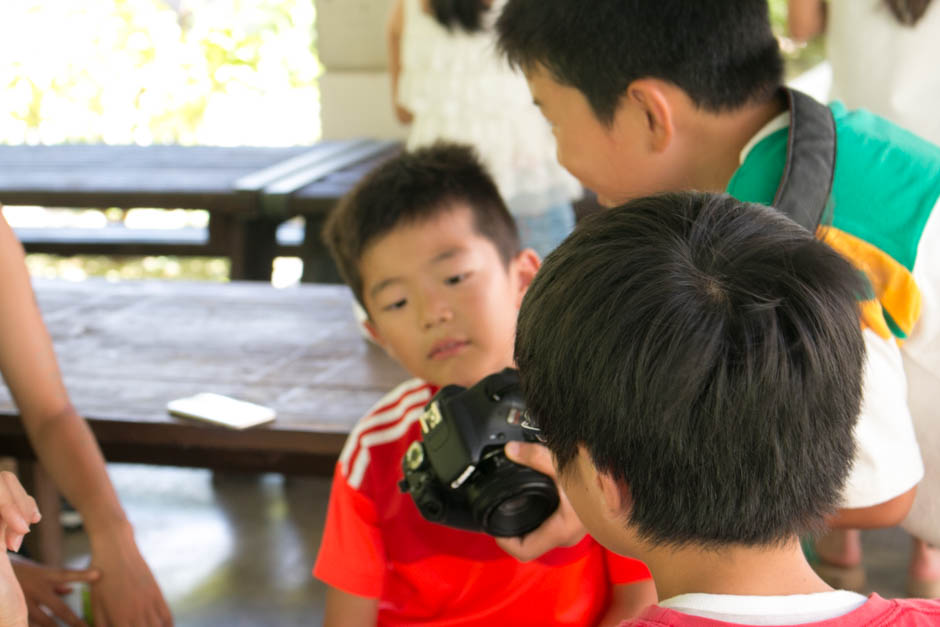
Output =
[
  {"x1": 625, "y1": 594, "x2": 940, "y2": 626},
  {"x1": 314, "y1": 378, "x2": 651, "y2": 626}
]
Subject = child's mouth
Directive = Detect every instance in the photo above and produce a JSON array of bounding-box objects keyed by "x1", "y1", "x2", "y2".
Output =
[{"x1": 428, "y1": 339, "x2": 470, "y2": 360}]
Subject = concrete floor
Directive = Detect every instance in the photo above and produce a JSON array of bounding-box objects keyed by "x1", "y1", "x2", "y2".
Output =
[
  {"x1": 61, "y1": 464, "x2": 915, "y2": 626},
  {"x1": 63, "y1": 465, "x2": 331, "y2": 626}
]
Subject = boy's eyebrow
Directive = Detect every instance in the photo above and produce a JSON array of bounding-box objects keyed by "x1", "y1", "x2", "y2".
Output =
[
  {"x1": 431, "y1": 247, "x2": 463, "y2": 264},
  {"x1": 368, "y1": 248, "x2": 466, "y2": 299},
  {"x1": 369, "y1": 277, "x2": 402, "y2": 300}
]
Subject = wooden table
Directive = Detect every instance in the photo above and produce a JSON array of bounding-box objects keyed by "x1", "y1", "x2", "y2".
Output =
[
  {"x1": 0, "y1": 278, "x2": 408, "y2": 563},
  {"x1": 0, "y1": 140, "x2": 401, "y2": 281}
]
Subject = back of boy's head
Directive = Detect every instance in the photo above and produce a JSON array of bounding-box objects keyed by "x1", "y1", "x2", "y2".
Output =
[
  {"x1": 323, "y1": 142, "x2": 520, "y2": 308},
  {"x1": 496, "y1": 0, "x2": 784, "y2": 125},
  {"x1": 514, "y1": 193, "x2": 867, "y2": 549}
]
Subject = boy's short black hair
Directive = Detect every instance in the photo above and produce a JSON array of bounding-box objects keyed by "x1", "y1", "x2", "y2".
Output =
[
  {"x1": 496, "y1": 0, "x2": 784, "y2": 125},
  {"x1": 514, "y1": 193, "x2": 866, "y2": 548},
  {"x1": 323, "y1": 142, "x2": 520, "y2": 309}
]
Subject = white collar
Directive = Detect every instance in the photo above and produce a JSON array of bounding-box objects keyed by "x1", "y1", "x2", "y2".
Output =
[
  {"x1": 659, "y1": 590, "x2": 868, "y2": 625},
  {"x1": 739, "y1": 111, "x2": 791, "y2": 165}
]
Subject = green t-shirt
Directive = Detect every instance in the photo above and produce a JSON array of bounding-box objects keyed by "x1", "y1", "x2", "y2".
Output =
[{"x1": 727, "y1": 101, "x2": 940, "y2": 338}]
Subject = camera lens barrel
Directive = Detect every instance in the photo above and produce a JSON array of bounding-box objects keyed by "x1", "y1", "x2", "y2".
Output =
[{"x1": 466, "y1": 450, "x2": 560, "y2": 537}]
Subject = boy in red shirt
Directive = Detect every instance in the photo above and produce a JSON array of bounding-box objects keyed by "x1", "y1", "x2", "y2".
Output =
[
  {"x1": 513, "y1": 192, "x2": 940, "y2": 626},
  {"x1": 314, "y1": 143, "x2": 655, "y2": 625}
]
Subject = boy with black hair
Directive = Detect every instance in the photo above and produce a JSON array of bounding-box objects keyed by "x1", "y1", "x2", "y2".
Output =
[
  {"x1": 314, "y1": 142, "x2": 655, "y2": 626},
  {"x1": 493, "y1": 0, "x2": 940, "y2": 569},
  {"x1": 514, "y1": 192, "x2": 940, "y2": 625}
]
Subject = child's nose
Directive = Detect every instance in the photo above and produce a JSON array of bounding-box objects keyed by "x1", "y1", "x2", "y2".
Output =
[{"x1": 420, "y1": 292, "x2": 453, "y2": 329}]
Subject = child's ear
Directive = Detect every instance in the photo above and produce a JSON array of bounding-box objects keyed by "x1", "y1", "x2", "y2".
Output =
[
  {"x1": 624, "y1": 78, "x2": 675, "y2": 154},
  {"x1": 596, "y1": 468, "x2": 632, "y2": 522},
  {"x1": 512, "y1": 248, "x2": 541, "y2": 308},
  {"x1": 363, "y1": 319, "x2": 398, "y2": 361}
]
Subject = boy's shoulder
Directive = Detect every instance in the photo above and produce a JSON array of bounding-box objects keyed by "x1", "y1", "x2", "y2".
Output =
[
  {"x1": 872, "y1": 595, "x2": 940, "y2": 625},
  {"x1": 338, "y1": 378, "x2": 436, "y2": 490},
  {"x1": 730, "y1": 100, "x2": 940, "y2": 208},
  {"x1": 624, "y1": 594, "x2": 940, "y2": 627}
]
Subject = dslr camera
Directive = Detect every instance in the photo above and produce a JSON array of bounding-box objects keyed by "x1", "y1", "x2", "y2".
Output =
[{"x1": 398, "y1": 368, "x2": 559, "y2": 537}]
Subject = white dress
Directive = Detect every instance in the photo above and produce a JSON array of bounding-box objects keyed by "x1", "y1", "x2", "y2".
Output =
[
  {"x1": 397, "y1": 0, "x2": 581, "y2": 256},
  {"x1": 826, "y1": 0, "x2": 940, "y2": 145}
]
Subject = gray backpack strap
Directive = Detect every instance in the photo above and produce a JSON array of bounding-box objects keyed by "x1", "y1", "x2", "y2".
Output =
[{"x1": 772, "y1": 88, "x2": 837, "y2": 231}]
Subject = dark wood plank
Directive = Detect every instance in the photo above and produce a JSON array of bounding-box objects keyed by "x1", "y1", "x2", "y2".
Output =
[
  {"x1": 260, "y1": 140, "x2": 400, "y2": 216},
  {"x1": 233, "y1": 140, "x2": 366, "y2": 192},
  {"x1": 0, "y1": 279, "x2": 408, "y2": 473},
  {"x1": 0, "y1": 144, "x2": 311, "y2": 211},
  {"x1": 0, "y1": 142, "x2": 401, "y2": 282},
  {"x1": 285, "y1": 145, "x2": 403, "y2": 217}
]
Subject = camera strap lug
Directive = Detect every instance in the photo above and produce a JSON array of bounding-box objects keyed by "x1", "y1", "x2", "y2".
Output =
[{"x1": 450, "y1": 464, "x2": 476, "y2": 489}]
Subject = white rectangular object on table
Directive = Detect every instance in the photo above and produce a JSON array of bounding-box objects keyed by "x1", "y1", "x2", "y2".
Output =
[{"x1": 167, "y1": 393, "x2": 276, "y2": 430}]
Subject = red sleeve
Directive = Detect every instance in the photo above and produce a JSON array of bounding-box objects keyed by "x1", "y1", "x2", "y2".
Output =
[
  {"x1": 604, "y1": 549, "x2": 651, "y2": 584},
  {"x1": 313, "y1": 462, "x2": 386, "y2": 598}
]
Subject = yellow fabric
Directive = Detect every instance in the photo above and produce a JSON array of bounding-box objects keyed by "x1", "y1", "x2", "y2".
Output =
[{"x1": 818, "y1": 226, "x2": 922, "y2": 340}]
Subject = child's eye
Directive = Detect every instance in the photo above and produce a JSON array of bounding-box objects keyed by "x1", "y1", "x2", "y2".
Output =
[
  {"x1": 383, "y1": 299, "x2": 407, "y2": 311},
  {"x1": 444, "y1": 272, "x2": 470, "y2": 286}
]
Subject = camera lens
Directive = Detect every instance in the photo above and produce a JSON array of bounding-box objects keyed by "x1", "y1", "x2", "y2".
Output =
[
  {"x1": 466, "y1": 451, "x2": 560, "y2": 537},
  {"x1": 496, "y1": 494, "x2": 529, "y2": 517},
  {"x1": 484, "y1": 485, "x2": 558, "y2": 537}
]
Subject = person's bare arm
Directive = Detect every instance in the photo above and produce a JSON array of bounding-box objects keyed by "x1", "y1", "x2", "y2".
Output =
[
  {"x1": 0, "y1": 212, "x2": 171, "y2": 625},
  {"x1": 787, "y1": 0, "x2": 827, "y2": 42},
  {"x1": 597, "y1": 579, "x2": 658, "y2": 626},
  {"x1": 386, "y1": 0, "x2": 413, "y2": 124},
  {"x1": 324, "y1": 586, "x2": 379, "y2": 627},
  {"x1": 827, "y1": 485, "x2": 917, "y2": 529}
]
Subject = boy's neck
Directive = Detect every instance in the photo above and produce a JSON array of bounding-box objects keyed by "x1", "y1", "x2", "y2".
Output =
[
  {"x1": 682, "y1": 90, "x2": 787, "y2": 193},
  {"x1": 643, "y1": 538, "x2": 834, "y2": 602}
]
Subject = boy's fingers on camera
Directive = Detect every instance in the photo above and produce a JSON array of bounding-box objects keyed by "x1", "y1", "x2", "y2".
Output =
[
  {"x1": 495, "y1": 505, "x2": 587, "y2": 562},
  {"x1": 504, "y1": 441, "x2": 556, "y2": 477}
]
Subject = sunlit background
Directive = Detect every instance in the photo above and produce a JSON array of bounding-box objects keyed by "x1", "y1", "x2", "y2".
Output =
[{"x1": 0, "y1": 0, "x2": 320, "y2": 285}]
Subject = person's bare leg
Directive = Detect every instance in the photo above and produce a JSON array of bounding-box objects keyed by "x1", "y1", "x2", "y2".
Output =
[
  {"x1": 812, "y1": 528, "x2": 866, "y2": 592},
  {"x1": 907, "y1": 537, "x2": 940, "y2": 598},
  {"x1": 816, "y1": 528, "x2": 862, "y2": 566}
]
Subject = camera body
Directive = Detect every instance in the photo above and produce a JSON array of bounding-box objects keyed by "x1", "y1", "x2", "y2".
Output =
[{"x1": 398, "y1": 368, "x2": 559, "y2": 537}]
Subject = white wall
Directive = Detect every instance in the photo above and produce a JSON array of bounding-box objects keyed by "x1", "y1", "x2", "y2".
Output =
[{"x1": 315, "y1": 0, "x2": 408, "y2": 140}]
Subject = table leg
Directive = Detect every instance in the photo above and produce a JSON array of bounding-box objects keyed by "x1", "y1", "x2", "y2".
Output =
[
  {"x1": 300, "y1": 213, "x2": 342, "y2": 283},
  {"x1": 18, "y1": 459, "x2": 63, "y2": 566},
  {"x1": 210, "y1": 214, "x2": 280, "y2": 281}
]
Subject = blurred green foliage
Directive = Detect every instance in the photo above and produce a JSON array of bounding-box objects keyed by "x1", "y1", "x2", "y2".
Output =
[
  {"x1": 0, "y1": 0, "x2": 320, "y2": 145},
  {"x1": 25, "y1": 254, "x2": 231, "y2": 283}
]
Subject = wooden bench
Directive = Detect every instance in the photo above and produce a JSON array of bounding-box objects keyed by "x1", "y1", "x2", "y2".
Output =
[
  {"x1": 0, "y1": 140, "x2": 401, "y2": 282},
  {"x1": 0, "y1": 278, "x2": 408, "y2": 564}
]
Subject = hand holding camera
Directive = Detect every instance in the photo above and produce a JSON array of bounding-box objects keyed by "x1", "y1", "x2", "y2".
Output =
[
  {"x1": 398, "y1": 368, "x2": 560, "y2": 538},
  {"x1": 495, "y1": 441, "x2": 589, "y2": 562}
]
